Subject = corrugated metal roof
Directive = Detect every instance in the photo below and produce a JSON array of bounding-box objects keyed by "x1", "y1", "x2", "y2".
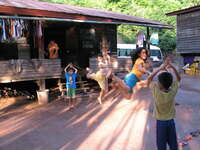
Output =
[
  {"x1": 166, "y1": 5, "x2": 200, "y2": 16},
  {"x1": 0, "y1": 0, "x2": 173, "y2": 28}
]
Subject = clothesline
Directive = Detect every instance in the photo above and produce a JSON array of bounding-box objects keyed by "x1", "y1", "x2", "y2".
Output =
[{"x1": 0, "y1": 18, "x2": 28, "y2": 41}]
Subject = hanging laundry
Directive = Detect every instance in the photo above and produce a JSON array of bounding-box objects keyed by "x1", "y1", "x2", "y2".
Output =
[
  {"x1": 10, "y1": 19, "x2": 16, "y2": 38},
  {"x1": 136, "y1": 31, "x2": 145, "y2": 47},
  {"x1": 15, "y1": 19, "x2": 23, "y2": 38},
  {"x1": 0, "y1": 19, "x2": 3, "y2": 41},
  {"x1": 19, "y1": 19, "x2": 25, "y2": 37},
  {"x1": 0, "y1": 18, "x2": 31, "y2": 42},
  {"x1": 6, "y1": 19, "x2": 12, "y2": 39},
  {"x1": 38, "y1": 20, "x2": 42, "y2": 38},
  {"x1": 35, "y1": 20, "x2": 44, "y2": 57},
  {"x1": 2, "y1": 19, "x2": 7, "y2": 40},
  {"x1": 150, "y1": 33, "x2": 159, "y2": 45}
]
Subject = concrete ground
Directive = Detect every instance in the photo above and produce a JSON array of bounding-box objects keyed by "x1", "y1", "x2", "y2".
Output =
[{"x1": 0, "y1": 74, "x2": 200, "y2": 150}]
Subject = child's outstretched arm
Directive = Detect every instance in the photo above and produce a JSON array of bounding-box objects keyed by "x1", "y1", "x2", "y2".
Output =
[
  {"x1": 137, "y1": 62, "x2": 151, "y2": 75},
  {"x1": 146, "y1": 63, "x2": 167, "y2": 87},
  {"x1": 168, "y1": 63, "x2": 181, "y2": 82}
]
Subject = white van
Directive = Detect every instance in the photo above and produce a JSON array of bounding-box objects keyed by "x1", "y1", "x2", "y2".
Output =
[{"x1": 117, "y1": 44, "x2": 163, "y2": 62}]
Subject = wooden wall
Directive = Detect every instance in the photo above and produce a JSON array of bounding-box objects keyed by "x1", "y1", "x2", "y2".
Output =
[
  {"x1": 89, "y1": 56, "x2": 132, "y2": 74},
  {"x1": 177, "y1": 10, "x2": 200, "y2": 54},
  {"x1": 99, "y1": 24, "x2": 117, "y2": 53},
  {"x1": 0, "y1": 59, "x2": 61, "y2": 83}
]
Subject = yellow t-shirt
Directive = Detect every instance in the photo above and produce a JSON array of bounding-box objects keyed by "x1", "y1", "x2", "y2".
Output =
[
  {"x1": 131, "y1": 58, "x2": 144, "y2": 79},
  {"x1": 149, "y1": 81, "x2": 179, "y2": 120}
]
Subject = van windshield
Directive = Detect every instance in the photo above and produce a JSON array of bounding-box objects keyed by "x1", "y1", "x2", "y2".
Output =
[
  {"x1": 150, "y1": 50, "x2": 161, "y2": 58},
  {"x1": 117, "y1": 48, "x2": 134, "y2": 57}
]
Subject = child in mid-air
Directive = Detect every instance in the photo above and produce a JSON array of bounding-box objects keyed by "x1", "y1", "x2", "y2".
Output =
[
  {"x1": 64, "y1": 63, "x2": 78, "y2": 108},
  {"x1": 113, "y1": 47, "x2": 151, "y2": 99},
  {"x1": 86, "y1": 55, "x2": 112, "y2": 104},
  {"x1": 145, "y1": 59, "x2": 181, "y2": 150}
]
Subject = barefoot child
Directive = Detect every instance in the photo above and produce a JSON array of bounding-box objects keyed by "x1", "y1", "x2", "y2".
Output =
[
  {"x1": 146, "y1": 60, "x2": 181, "y2": 150},
  {"x1": 64, "y1": 63, "x2": 78, "y2": 108},
  {"x1": 113, "y1": 47, "x2": 150, "y2": 99},
  {"x1": 86, "y1": 55, "x2": 112, "y2": 104}
]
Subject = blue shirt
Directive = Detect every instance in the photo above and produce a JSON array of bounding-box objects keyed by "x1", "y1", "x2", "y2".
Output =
[{"x1": 65, "y1": 73, "x2": 77, "y2": 88}]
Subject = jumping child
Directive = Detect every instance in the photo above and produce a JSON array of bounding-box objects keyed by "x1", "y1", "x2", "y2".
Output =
[
  {"x1": 113, "y1": 47, "x2": 151, "y2": 99},
  {"x1": 64, "y1": 63, "x2": 78, "y2": 108},
  {"x1": 86, "y1": 55, "x2": 112, "y2": 104}
]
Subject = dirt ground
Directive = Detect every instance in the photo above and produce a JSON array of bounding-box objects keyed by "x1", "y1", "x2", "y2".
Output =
[{"x1": 0, "y1": 74, "x2": 200, "y2": 150}]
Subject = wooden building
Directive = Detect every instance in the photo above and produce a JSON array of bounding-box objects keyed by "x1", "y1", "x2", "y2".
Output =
[
  {"x1": 0, "y1": 0, "x2": 172, "y2": 90},
  {"x1": 167, "y1": 6, "x2": 200, "y2": 66}
]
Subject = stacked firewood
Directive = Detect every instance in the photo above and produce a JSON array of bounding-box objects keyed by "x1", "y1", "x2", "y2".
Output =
[{"x1": 0, "y1": 87, "x2": 35, "y2": 100}]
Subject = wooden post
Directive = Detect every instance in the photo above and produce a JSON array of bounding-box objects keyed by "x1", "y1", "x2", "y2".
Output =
[{"x1": 36, "y1": 79, "x2": 46, "y2": 90}]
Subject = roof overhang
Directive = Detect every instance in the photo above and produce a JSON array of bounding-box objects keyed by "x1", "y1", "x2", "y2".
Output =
[
  {"x1": 0, "y1": 0, "x2": 173, "y2": 29},
  {"x1": 0, "y1": 15, "x2": 173, "y2": 29},
  {"x1": 166, "y1": 5, "x2": 200, "y2": 16}
]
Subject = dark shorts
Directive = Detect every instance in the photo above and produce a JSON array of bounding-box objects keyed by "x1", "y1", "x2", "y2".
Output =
[{"x1": 156, "y1": 119, "x2": 178, "y2": 150}]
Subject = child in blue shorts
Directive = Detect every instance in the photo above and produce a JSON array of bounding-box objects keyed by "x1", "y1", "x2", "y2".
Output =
[{"x1": 113, "y1": 47, "x2": 151, "y2": 99}]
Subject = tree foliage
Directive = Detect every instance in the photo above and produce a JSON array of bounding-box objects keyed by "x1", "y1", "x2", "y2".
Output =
[{"x1": 39, "y1": 0, "x2": 200, "y2": 51}]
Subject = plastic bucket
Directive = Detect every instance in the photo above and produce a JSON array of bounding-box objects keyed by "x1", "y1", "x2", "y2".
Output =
[{"x1": 37, "y1": 89, "x2": 49, "y2": 105}]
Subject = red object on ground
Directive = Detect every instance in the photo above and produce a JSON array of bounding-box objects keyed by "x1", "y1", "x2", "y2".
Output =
[
  {"x1": 179, "y1": 142, "x2": 188, "y2": 147},
  {"x1": 184, "y1": 135, "x2": 193, "y2": 141}
]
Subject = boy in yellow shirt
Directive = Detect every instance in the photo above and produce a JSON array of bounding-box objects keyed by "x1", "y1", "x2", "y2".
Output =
[{"x1": 146, "y1": 59, "x2": 181, "y2": 150}]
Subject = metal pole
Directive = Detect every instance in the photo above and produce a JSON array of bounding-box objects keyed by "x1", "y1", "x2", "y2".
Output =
[{"x1": 147, "y1": 27, "x2": 150, "y2": 50}]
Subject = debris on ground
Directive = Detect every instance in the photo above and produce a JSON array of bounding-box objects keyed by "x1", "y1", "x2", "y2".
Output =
[
  {"x1": 178, "y1": 129, "x2": 200, "y2": 147},
  {"x1": 0, "y1": 87, "x2": 35, "y2": 100}
]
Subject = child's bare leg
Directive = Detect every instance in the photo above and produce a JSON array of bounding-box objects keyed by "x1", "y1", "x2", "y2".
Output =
[
  {"x1": 131, "y1": 80, "x2": 148, "y2": 99},
  {"x1": 112, "y1": 75, "x2": 130, "y2": 92},
  {"x1": 73, "y1": 98, "x2": 76, "y2": 107},
  {"x1": 71, "y1": 98, "x2": 74, "y2": 107},
  {"x1": 98, "y1": 90, "x2": 103, "y2": 104},
  {"x1": 134, "y1": 80, "x2": 148, "y2": 92},
  {"x1": 113, "y1": 81, "x2": 132, "y2": 99},
  {"x1": 68, "y1": 98, "x2": 71, "y2": 107},
  {"x1": 98, "y1": 89, "x2": 106, "y2": 104}
]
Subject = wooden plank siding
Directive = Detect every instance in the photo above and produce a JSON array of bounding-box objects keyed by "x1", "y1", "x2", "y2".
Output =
[
  {"x1": 177, "y1": 10, "x2": 200, "y2": 53},
  {"x1": 0, "y1": 59, "x2": 62, "y2": 83}
]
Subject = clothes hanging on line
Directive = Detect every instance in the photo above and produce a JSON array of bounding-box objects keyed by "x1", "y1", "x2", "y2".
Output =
[
  {"x1": 136, "y1": 31, "x2": 146, "y2": 47},
  {"x1": 34, "y1": 20, "x2": 44, "y2": 52},
  {"x1": 2, "y1": 19, "x2": 7, "y2": 40},
  {"x1": 0, "y1": 18, "x2": 29, "y2": 41}
]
